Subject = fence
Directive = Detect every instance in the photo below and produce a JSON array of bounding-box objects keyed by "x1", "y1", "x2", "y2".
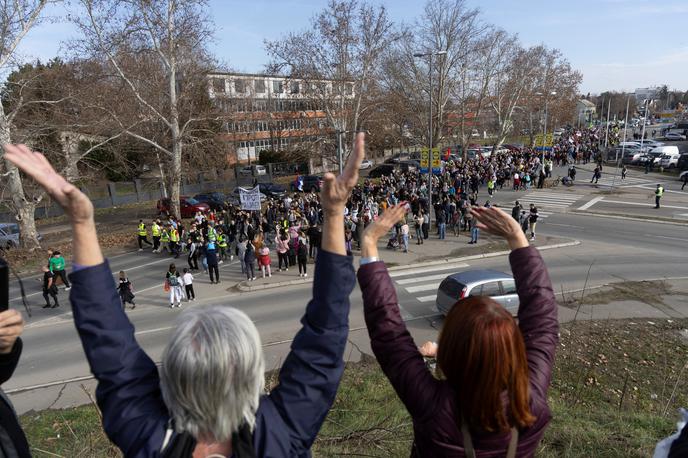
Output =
[{"x1": 0, "y1": 173, "x2": 238, "y2": 222}]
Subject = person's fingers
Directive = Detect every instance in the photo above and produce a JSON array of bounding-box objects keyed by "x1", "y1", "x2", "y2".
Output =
[
  {"x1": 0, "y1": 310, "x2": 22, "y2": 327},
  {"x1": 0, "y1": 325, "x2": 23, "y2": 338},
  {"x1": 342, "y1": 132, "x2": 365, "y2": 185}
]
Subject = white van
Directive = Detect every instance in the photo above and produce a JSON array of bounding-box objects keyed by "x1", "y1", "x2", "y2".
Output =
[{"x1": 655, "y1": 146, "x2": 681, "y2": 168}]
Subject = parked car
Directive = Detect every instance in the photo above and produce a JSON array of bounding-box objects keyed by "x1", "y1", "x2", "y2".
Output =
[
  {"x1": 436, "y1": 269, "x2": 519, "y2": 316},
  {"x1": 193, "y1": 192, "x2": 227, "y2": 211},
  {"x1": 290, "y1": 175, "x2": 324, "y2": 192},
  {"x1": 257, "y1": 182, "x2": 287, "y2": 199},
  {"x1": 238, "y1": 165, "x2": 267, "y2": 176},
  {"x1": 157, "y1": 197, "x2": 210, "y2": 218},
  {"x1": 639, "y1": 139, "x2": 664, "y2": 149},
  {"x1": 0, "y1": 223, "x2": 42, "y2": 249},
  {"x1": 677, "y1": 153, "x2": 688, "y2": 171},
  {"x1": 397, "y1": 160, "x2": 419, "y2": 172},
  {"x1": 654, "y1": 146, "x2": 681, "y2": 168},
  {"x1": 665, "y1": 132, "x2": 687, "y2": 141},
  {"x1": 359, "y1": 159, "x2": 374, "y2": 170},
  {"x1": 368, "y1": 164, "x2": 395, "y2": 178}
]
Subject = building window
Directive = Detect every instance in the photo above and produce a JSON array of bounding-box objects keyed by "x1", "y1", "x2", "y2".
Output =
[
  {"x1": 255, "y1": 79, "x2": 266, "y2": 93},
  {"x1": 212, "y1": 78, "x2": 225, "y2": 93},
  {"x1": 272, "y1": 80, "x2": 283, "y2": 94},
  {"x1": 235, "y1": 79, "x2": 245, "y2": 94},
  {"x1": 290, "y1": 81, "x2": 300, "y2": 94}
]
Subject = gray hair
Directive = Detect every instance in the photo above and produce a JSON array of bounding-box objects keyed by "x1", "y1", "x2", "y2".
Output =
[{"x1": 160, "y1": 305, "x2": 265, "y2": 442}]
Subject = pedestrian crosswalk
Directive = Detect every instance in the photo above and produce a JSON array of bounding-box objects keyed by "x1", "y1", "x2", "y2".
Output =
[
  {"x1": 391, "y1": 263, "x2": 469, "y2": 310},
  {"x1": 517, "y1": 191, "x2": 584, "y2": 218},
  {"x1": 588, "y1": 174, "x2": 651, "y2": 187}
]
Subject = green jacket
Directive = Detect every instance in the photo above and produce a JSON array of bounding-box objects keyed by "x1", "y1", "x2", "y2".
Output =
[{"x1": 50, "y1": 256, "x2": 66, "y2": 272}]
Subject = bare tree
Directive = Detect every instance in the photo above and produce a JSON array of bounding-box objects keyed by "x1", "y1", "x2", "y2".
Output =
[
  {"x1": 265, "y1": 0, "x2": 399, "y2": 163},
  {"x1": 72, "y1": 0, "x2": 218, "y2": 218},
  {"x1": 0, "y1": 0, "x2": 56, "y2": 249}
]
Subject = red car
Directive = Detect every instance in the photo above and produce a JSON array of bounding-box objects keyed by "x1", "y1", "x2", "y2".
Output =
[{"x1": 157, "y1": 196, "x2": 210, "y2": 218}]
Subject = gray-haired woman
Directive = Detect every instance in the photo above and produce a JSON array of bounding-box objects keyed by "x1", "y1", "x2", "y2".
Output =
[{"x1": 2, "y1": 134, "x2": 365, "y2": 457}]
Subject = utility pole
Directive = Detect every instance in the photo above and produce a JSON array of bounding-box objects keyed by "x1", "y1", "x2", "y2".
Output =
[{"x1": 611, "y1": 96, "x2": 630, "y2": 192}]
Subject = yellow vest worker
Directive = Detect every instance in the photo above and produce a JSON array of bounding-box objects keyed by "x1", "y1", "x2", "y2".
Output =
[
  {"x1": 138, "y1": 222, "x2": 147, "y2": 236},
  {"x1": 655, "y1": 185, "x2": 664, "y2": 209},
  {"x1": 152, "y1": 223, "x2": 161, "y2": 237}
]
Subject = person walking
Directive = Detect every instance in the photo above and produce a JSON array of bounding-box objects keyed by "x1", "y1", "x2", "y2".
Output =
[
  {"x1": 169, "y1": 224, "x2": 180, "y2": 258},
  {"x1": 206, "y1": 242, "x2": 220, "y2": 284},
  {"x1": 621, "y1": 165, "x2": 627, "y2": 180},
  {"x1": 422, "y1": 211, "x2": 430, "y2": 240},
  {"x1": 511, "y1": 201, "x2": 522, "y2": 221},
  {"x1": 590, "y1": 166, "x2": 601, "y2": 184},
  {"x1": 159, "y1": 226, "x2": 170, "y2": 254},
  {"x1": 437, "y1": 208, "x2": 446, "y2": 240},
  {"x1": 151, "y1": 219, "x2": 161, "y2": 252},
  {"x1": 49, "y1": 251, "x2": 71, "y2": 290},
  {"x1": 468, "y1": 212, "x2": 479, "y2": 244},
  {"x1": 217, "y1": 231, "x2": 228, "y2": 263},
  {"x1": 165, "y1": 263, "x2": 183, "y2": 308},
  {"x1": 682, "y1": 173, "x2": 688, "y2": 191},
  {"x1": 275, "y1": 230, "x2": 289, "y2": 271},
  {"x1": 117, "y1": 271, "x2": 136, "y2": 310},
  {"x1": 400, "y1": 219, "x2": 409, "y2": 253},
  {"x1": 244, "y1": 239, "x2": 256, "y2": 281},
  {"x1": 297, "y1": 231, "x2": 309, "y2": 277},
  {"x1": 258, "y1": 244, "x2": 272, "y2": 278},
  {"x1": 182, "y1": 268, "x2": 195, "y2": 302},
  {"x1": 529, "y1": 204, "x2": 539, "y2": 241},
  {"x1": 414, "y1": 212, "x2": 424, "y2": 244},
  {"x1": 237, "y1": 237, "x2": 247, "y2": 275},
  {"x1": 41, "y1": 266, "x2": 59, "y2": 309},
  {"x1": 655, "y1": 184, "x2": 664, "y2": 208},
  {"x1": 137, "y1": 220, "x2": 153, "y2": 251},
  {"x1": 186, "y1": 238, "x2": 199, "y2": 271}
]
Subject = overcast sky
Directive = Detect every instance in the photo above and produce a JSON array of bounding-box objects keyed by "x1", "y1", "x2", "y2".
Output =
[{"x1": 13, "y1": 0, "x2": 688, "y2": 94}]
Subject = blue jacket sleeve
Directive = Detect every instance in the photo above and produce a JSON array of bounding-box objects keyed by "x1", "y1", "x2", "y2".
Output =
[
  {"x1": 254, "y1": 249, "x2": 355, "y2": 457},
  {"x1": 70, "y1": 261, "x2": 169, "y2": 458}
]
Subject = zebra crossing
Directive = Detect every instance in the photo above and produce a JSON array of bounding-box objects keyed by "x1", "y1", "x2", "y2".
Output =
[
  {"x1": 391, "y1": 262, "x2": 470, "y2": 306},
  {"x1": 588, "y1": 174, "x2": 651, "y2": 187},
  {"x1": 517, "y1": 191, "x2": 584, "y2": 218}
]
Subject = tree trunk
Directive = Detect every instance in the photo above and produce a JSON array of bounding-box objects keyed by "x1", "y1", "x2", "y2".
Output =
[{"x1": 0, "y1": 105, "x2": 41, "y2": 250}]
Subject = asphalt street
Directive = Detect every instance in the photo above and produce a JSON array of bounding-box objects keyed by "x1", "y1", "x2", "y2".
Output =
[{"x1": 5, "y1": 163, "x2": 688, "y2": 414}]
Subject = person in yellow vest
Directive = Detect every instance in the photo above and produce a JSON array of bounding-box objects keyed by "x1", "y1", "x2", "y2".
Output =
[
  {"x1": 160, "y1": 226, "x2": 170, "y2": 255},
  {"x1": 151, "y1": 219, "x2": 162, "y2": 253},
  {"x1": 655, "y1": 184, "x2": 664, "y2": 209},
  {"x1": 217, "y1": 230, "x2": 228, "y2": 263},
  {"x1": 207, "y1": 222, "x2": 218, "y2": 243},
  {"x1": 169, "y1": 224, "x2": 180, "y2": 258},
  {"x1": 137, "y1": 219, "x2": 153, "y2": 251}
]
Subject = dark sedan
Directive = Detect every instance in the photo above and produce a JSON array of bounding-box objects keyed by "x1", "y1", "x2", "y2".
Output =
[
  {"x1": 258, "y1": 183, "x2": 287, "y2": 198},
  {"x1": 193, "y1": 192, "x2": 227, "y2": 211}
]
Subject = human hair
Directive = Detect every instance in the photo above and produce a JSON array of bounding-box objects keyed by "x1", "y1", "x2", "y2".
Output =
[
  {"x1": 160, "y1": 305, "x2": 265, "y2": 442},
  {"x1": 436, "y1": 296, "x2": 535, "y2": 433},
  {"x1": 169, "y1": 263, "x2": 176, "y2": 273},
  {"x1": 119, "y1": 271, "x2": 125, "y2": 278}
]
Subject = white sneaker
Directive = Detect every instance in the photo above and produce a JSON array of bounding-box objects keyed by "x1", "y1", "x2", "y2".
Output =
[
  {"x1": 169, "y1": 304, "x2": 174, "y2": 308},
  {"x1": 251, "y1": 277, "x2": 256, "y2": 281},
  {"x1": 219, "y1": 260, "x2": 224, "y2": 264},
  {"x1": 138, "y1": 248, "x2": 143, "y2": 252},
  {"x1": 230, "y1": 255, "x2": 234, "y2": 261},
  {"x1": 65, "y1": 286, "x2": 71, "y2": 291},
  {"x1": 304, "y1": 273, "x2": 308, "y2": 278}
]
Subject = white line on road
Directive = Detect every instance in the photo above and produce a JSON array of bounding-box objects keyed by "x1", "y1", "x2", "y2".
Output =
[
  {"x1": 416, "y1": 295, "x2": 436, "y2": 303},
  {"x1": 602, "y1": 199, "x2": 688, "y2": 210},
  {"x1": 405, "y1": 282, "x2": 442, "y2": 293},
  {"x1": 396, "y1": 273, "x2": 452, "y2": 285},
  {"x1": 644, "y1": 234, "x2": 688, "y2": 242},
  {"x1": 577, "y1": 196, "x2": 604, "y2": 210},
  {"x1": 546, "y1": 223, "x2": 585, "y2": 229},
  {"x1": 389, "y1": 263, "x2": 469, "y2": 278},
  {"x1": 135, "y1": 326, "x2": 176, "y2": 336}
]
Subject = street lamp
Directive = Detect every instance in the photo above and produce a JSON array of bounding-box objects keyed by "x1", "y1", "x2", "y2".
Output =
[{"x1": 413, "y1": 50, "x2": 446, "y2": 218}]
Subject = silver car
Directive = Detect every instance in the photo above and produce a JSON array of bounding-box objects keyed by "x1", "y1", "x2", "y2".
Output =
[{"x1": 436, "y1": 269, "x2": 519, "y2": 316}]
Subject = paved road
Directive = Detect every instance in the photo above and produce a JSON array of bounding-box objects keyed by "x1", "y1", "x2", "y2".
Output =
[{"x1": 6, "y1": 163, "x2": 688, "y2": 413}]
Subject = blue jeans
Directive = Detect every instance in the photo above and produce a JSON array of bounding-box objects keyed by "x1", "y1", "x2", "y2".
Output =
[
  {"x1": 438, "y1": 223, "x2": 446, "y2": 239},
  {"x1": 471, "y1": 227, "x2": 479, "y2": 243},
  {"x1": 402, "y1": 234, "x2": 409, "y2": 252}
]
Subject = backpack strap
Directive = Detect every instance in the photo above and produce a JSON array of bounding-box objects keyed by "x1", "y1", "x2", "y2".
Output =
[{"x1": 461, "y1": 419, "x2": 519, "y2": 458}]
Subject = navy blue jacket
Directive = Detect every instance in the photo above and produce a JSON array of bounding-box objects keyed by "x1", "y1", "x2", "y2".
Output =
[{"x1": 69, "y1": 249, "x2": 355, "y2": 457}]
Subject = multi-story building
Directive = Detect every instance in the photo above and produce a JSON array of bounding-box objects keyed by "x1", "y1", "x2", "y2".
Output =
[{"x1": 207, "y1": 72, "x2": 354, "y2": 165}]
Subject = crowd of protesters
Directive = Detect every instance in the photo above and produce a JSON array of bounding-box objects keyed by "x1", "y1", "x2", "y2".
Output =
[{"x1": 2, "y1": 136, "x2": 687, "y2": 458}]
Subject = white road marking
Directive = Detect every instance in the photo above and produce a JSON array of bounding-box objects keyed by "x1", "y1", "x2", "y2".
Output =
[
  {"x1": 577, "y1": 196, "x2": 604, "y2": 210},
  {"x1": 416, "y1": 294, "x2": 437, "y2": 303},
  {"x1": 644, "y1": 234, "x2": 688, "y2": 242},
  {"x1": 396, "y1": 273, "x2": 453, "y2": 285},
  {"x1": 135, "y1": 325, "x2": 176, "y2": 336},
  {"x1": 546, "y1": 223, "x2": 585, "y2": 229},
  {"x1": 602, "y1": 199, "x2": 688, "y2": 210},
  {"x1": 389, "y1": 262, "x2": 469, "y2": 278},
  {"x1": 405, "y1": 282, "x2": 442, "y2": 293}
]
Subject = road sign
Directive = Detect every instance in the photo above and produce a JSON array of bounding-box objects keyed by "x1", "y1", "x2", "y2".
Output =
[
  {"x1": 534, "y1": 133, "x2": 553, "y2": 146},
  {"x1": 420, "y1": 148, "x2": 429, "y2": 172},
  {"x1": 421, "y1": 147, "x2": 442, "y2": 173}
]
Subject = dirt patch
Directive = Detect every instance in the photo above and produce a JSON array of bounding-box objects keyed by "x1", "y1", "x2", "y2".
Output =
[{"x1": 562, "y1": 280, "x2": 674, "y2": 309}]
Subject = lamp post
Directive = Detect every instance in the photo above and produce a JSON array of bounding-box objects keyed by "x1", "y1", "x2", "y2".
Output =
[
  {"x1": 536, "y1": 91, "x2": 557, "y2": 166},
  {"x1": 413, "y1": 50, "x2": 446, "y2": 219}
]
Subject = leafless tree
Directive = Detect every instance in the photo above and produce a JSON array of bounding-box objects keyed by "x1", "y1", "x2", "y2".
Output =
[
  {"x1": 265, "y1": 0, "x2": 399, "y2": 163},
  {"x1": 72, "y1": 0, "x2": 219, "y2": 218}
]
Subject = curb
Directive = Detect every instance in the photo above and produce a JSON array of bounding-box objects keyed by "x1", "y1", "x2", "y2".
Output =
[
  {"x1": 236, "y1": 239, "x2": 582, "y2": 291},
  {"x1": 572, "y1": 210, "x2": 688, "y2": 226}
]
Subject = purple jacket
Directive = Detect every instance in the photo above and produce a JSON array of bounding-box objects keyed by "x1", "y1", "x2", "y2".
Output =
[{"x1": 358, "y1": 246, "x2": 558, "y2": 457}]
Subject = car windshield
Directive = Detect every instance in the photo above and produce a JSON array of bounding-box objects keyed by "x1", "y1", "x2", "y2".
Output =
[{"x1": 185, "y1": 198, "x2": 199, "y2": 204}]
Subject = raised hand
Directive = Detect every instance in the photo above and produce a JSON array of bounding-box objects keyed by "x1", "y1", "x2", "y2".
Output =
[
  {"x1": 470, "y1": 206, "x2": 528, "y2": 250},
  {"x1": 418, "y1": 341, "x2": 438, "y2": 358},
  {"x1": 0, "y1": 310, "x2": 24, "y2": 354},
  {"x1": 320, "y1": 132, "x2": 365, "y2": 216},
  {"x1": 3, "y1": 144, "x2": 94, "y2": 225},
  {"x1": 362, "y1": 203, "x2": 407, "y2": 245}
]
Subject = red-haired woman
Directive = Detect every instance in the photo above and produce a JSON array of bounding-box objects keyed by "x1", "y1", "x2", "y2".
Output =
[{"x1": 358, "y1": 204, "x2": 558, "y2": 457}]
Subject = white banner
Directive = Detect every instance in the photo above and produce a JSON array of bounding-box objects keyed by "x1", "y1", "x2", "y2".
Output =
[{"x1": 239, "y1": 186, "x2": 261, "y2": 211}]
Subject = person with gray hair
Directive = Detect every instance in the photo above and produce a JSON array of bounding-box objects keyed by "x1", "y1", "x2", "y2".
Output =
[{"x1": 2, "y1": 135, "x2": 365, "y2": 457}]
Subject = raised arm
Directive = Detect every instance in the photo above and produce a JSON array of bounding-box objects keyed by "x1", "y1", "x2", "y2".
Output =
[
  {"x1": 471, "y1": 206, "x2": 558, "y2": 399},
  {"x1": 2, "y1": 144, "x2": 168, "y2": 457},
  {"x1": 358, "y1": 205, "x2": 439, "y2": 419},
  {"x1": 257, "y1": 133, "x2": 363, "y2": 455}
]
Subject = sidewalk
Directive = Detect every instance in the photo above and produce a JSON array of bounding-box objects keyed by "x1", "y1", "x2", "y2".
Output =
[{"x1": 235, "y1": 232, "x2": 576, "y2": 292}]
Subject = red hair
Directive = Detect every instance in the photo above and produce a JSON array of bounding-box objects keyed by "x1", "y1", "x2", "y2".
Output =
[{"x1": 437, "y1": 296, "x2": 535, "y2": 432}]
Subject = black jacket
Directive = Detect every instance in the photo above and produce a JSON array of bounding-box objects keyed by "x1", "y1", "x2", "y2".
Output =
[{"x1": 0, "y1": 339, "x2": 31, "y2": 457}]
